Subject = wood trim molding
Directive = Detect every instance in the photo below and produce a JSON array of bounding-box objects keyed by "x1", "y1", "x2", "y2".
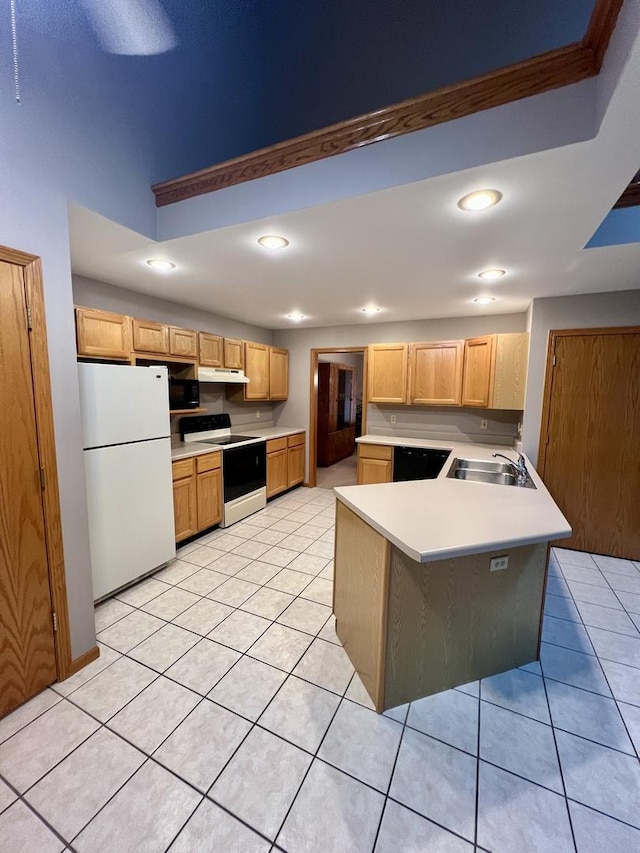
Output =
[
  {"x1": 152, "y1": 0, "x2": 622, "y2": 208},
  {"x1": 537, "y1": 325, "x2": 640, "y2": 476},
  {"x1": 0, "y1": 243, "x2": 74, "y2": 682},
  {"x1": 308, "y1": 347, "x2": 368, "y2": 489},
  {"x1": 69, "y1": 645, "x2": 100, "y2": 677}
]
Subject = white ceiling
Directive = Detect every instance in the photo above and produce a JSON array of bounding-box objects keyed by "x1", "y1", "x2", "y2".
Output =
[{"x1": 69, "y1": 17, "x2": 640, "y2": 331}]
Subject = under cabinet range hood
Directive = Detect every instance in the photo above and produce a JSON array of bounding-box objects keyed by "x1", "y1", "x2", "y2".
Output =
[{"x1": 197, "y1": 367, "x2": 250, "y2": 384}]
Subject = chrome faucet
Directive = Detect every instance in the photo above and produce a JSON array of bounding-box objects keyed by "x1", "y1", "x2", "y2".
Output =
[{"x1": 492, "y1": 451, "x2": 529, "y2": 485}]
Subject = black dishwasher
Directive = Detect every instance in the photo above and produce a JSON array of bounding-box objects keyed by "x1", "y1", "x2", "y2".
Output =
[{"x1": 393, "y1": 446, "x2": 452, "y2": 482}]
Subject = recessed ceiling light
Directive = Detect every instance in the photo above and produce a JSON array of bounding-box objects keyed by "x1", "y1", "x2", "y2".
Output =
[
  {"x1": 478, "y1": 268, "x2": 506, "y2": 280},
  {"x1": 146, "y1": 259, "x2": 176, "y2": 271},
  {"x1": 473, "y1": 296, "x2": 496, "y2": 305},
  {"x1": 258, "y1": 235, "x2": 289, "y2": 249},
  {"x1": 287, "y1": 312, "x2": 305, "y2": 321},
  {"x1": 361, "y1": 306, "x2": 381, "y2": 315},
  {"x1": 457, "y1": 189, "x2": 502, "y2": 211}
]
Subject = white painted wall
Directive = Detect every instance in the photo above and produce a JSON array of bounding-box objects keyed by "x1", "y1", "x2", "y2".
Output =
[
  {"x1": 523, "y1": 289, "x2": 640, "y2": 464},
  {"x1": 0, "y1": 179, "x2": 96, "y2": 658}
]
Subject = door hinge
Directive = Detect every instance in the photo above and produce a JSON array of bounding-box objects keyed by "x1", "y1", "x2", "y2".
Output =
[
  {"x1": 52, "y1": 612, "x2": 58, "y2": 632},
  {"x1": 552, "y1": 354, "x2": 556, "y2": 366},
  {"x1": 39, "y1": 467, "x2": 46, "y2": 490},
  {"x1": 26, "y1": 305, "x2": 33, "y2": 330}
]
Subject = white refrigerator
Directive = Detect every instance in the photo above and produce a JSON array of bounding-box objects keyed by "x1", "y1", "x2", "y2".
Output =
[{"x1": 78, "y1": 363, "x2": 176, "y2": 601}]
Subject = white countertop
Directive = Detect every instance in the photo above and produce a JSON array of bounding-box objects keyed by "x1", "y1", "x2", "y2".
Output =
[
  {"x1": 170, "y1": 426, "x2": 305, "y2": 460},
  {"x1": 337, "y1": 436, "x2": 571, "y2": 563}
]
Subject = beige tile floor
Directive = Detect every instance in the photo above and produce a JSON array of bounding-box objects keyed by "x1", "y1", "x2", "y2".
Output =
[{"x1": 1, "y1": 486, "x2": 639, "y2": 852}]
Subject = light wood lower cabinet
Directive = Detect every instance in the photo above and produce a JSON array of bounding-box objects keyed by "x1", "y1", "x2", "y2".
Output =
[
  {"x1": 267, "y1": 433, "x2": 305, "y2": 497},
  {"x1": 75, "y1": 307, "x2": 131, "y2": 360},
  {"x1": 356, "y1": 443, "x2": 393, "y2": 485},
  {"x1": 172, "y1": 452, "x2": 222, "y2": 542},
  {"x1": 334, "y1": 501, "x2": 549, "y2": 712}
]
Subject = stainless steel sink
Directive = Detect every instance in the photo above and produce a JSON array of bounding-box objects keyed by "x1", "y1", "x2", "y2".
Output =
[
  {"x1": 447, "y1": 458, "x2": 536, "y2": 489},
  {"x1": 451, "y1": 458, "x2": 515, "y2": 475}
]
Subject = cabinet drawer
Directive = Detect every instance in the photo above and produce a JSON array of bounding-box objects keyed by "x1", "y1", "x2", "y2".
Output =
[
  {"x1": 196, "y1": 451, "x2": 221, "y2": 473},
  {"x1": 358, "y1": 443, "x2": 393, "y2": 461},
  {"x1": 172, "y1": 457, "x2": 195, "y2": 480},
  {"x1": 267, "y1": 437, "x2": 288, "y2": 454},
  {"x1": 287, "y1": 432, "x2": 305, "y2": 448}
]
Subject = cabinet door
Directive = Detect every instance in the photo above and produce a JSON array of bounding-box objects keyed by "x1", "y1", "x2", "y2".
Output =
[
  {"x1": 287, "y1": 444, "x2": 305, "y2": 487},
  {"x1": 224, "y1": 338, "x2": 244, "y2": 369},
  {"x1": 75, "y1": 307, "x2": 131, "y2": 360},
  {"x1": 197, "y1": 468, "x2": 222, "y2": 531},
  {"x1": 409, "y1": 341, "x2": 463, "y2": 406},
  {"x1": 132, "y1": 318, "x2": 169, "y2": 355},
  {"x1": 267, "y1": 449, "x2": 288, "y2": 497},
  {"x1": 199, "y1": 333, "x2": 223, "y2": 367},
  {"x1": 491, "y1": 333, "x2": 529, "y2": 410},
  {"x1": 357, "y1": 457, "x2": 392, "y2": 485},
  {"x1": 170, "y1": 327, "x2": 197, "y2": 359},
  {"x1": 173, "y1": 475, "x2": 197, "y2": 542},
  {"x1": 461, "y1": 336, "x2": 495, "y2": 407},
  {"x1": 269, "y1": 347, "x2": 289, "y2": 400},
  {"x1": 368, "y1": 344, "x2": 408, "y2": 403},
  {"x1": 244, "y1": 342, "x2": 270, "y2": 400}
]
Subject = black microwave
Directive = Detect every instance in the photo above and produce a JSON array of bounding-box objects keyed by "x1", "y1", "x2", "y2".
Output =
[{"x1": 169, "y1": 377, "x2": 200, "y2": 410}]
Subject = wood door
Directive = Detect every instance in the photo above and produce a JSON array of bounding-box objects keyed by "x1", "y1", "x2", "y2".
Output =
[
  {"x1": 1, "y1": 261, "x2": 57, "y2": 717},
  {"x1": 75, "y1": 307, "x2": 131, "y2": 360},
  {"x1": 132, "y1": 318, "x2": 169, "y2": 355},
  {"x1": 368, "y1": 344, "x2": 408, "y2": 403},
  {"x1": 224, "y1": 338, "x2": 244, "y2": 369},
  {"x1": 409, "y1": 341, "x2": 463, "y2": 406},
  {"x1": 269, "y1": 347, "x2": 289, "y2": 400},
  {"x1": 197, "y1": 469, "x2": 222, "y2": 531},
  {"x1": 172, "y1": 459, "x2": 197, "y2": 542},
  {"x1": 169, "y1": 327, "x2": 197, "y2": 359},
  {"x1": 539, "y1": 329, "x2": 640, "y2": 559},
  {"x1": 244, "y1": 342, "x2": 270, "y2": 400},
  {"x1": 267, "y1": 449, "x2": 288, "y2": 497},
  {"x1": 461, "y1": 335, "x2": 495, "y2": 407},
  {"x1": 199, "y1": 333, "x2": 223, "y2": 367}
]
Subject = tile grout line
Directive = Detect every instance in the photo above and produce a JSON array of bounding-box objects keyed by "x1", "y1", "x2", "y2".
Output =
[{"x1": 556, "y1": 556, "x2": 640, "y2": 763}]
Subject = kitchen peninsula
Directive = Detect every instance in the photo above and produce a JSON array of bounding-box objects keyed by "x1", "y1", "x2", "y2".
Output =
[{"x1": 333, "y1": 437, "x2": 571, "y2": 712}]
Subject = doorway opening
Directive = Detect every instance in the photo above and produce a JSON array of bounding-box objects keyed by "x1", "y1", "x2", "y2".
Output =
[{"x1": 308, "y1": 348, "x2": 368, "y2": 489}]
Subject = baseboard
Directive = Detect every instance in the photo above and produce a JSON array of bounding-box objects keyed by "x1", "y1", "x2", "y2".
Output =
[{"x1": 68, "y1": 645, "x2": 100, "y2": 676}]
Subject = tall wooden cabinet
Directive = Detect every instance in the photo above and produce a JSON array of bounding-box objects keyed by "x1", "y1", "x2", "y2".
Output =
[{"x1": 317, "y1": 362, "x2": 357, "y2": 467}]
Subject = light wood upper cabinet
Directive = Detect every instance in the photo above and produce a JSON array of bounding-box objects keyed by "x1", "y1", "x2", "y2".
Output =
[
  {"x1": 270, "y1": 347, "x2": 289, "y2": 400},
  {"x1": 198, "y1": 332, "x2": 222, "y2": 367},
  {"x1": 492, "y1": 333, "x2": 529, "y2": 410},
  {"x1": 461, "y1": 333, "x2": 529, "y2": 409},
  {"x1": 244, "y1": 342, "x2": 270, "y2": 400},
  {"x1": 356, "y1": 443, "x2": 393, "y2": 485},
  {"x1": 75, "y1": 307, "x2": 131, "y2": 360},
  {"x1": 409, "y1": 341, "x2": 463, "y2": 406},
  {"x1": 368, "y1": 343, "x2": 408, "y2": 404},
  {"x1": 132, "y1": 317, "x2": 169, "y2": 355},
  {"x1": 169, "y1": 327, "x2": 197, "y2": 359},
  {"x1": 224, "y1": 338, "x2": 244, "y2": 369},
  {"x1": 461, "y1": 335, "x2": 495, "y2": 407}
]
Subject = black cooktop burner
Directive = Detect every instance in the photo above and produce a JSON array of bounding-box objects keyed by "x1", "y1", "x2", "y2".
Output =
[{"x1": 200, "y1": 434, "x2": 260, "y2": 445}]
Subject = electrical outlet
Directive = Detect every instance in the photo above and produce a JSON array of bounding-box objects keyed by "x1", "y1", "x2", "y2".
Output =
[
  {"x1": 390, "y1": 414, "x2": 397, "y2": 424},
  {"x1": 256, "y1": 410, "x2": 261, "y2": 419},
  {"x1": 490, "y1": 555, "x2": 509, "y2": 572},
  {"x1": 480, "y1": 419, "x2": 488, "y2": 430}
]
